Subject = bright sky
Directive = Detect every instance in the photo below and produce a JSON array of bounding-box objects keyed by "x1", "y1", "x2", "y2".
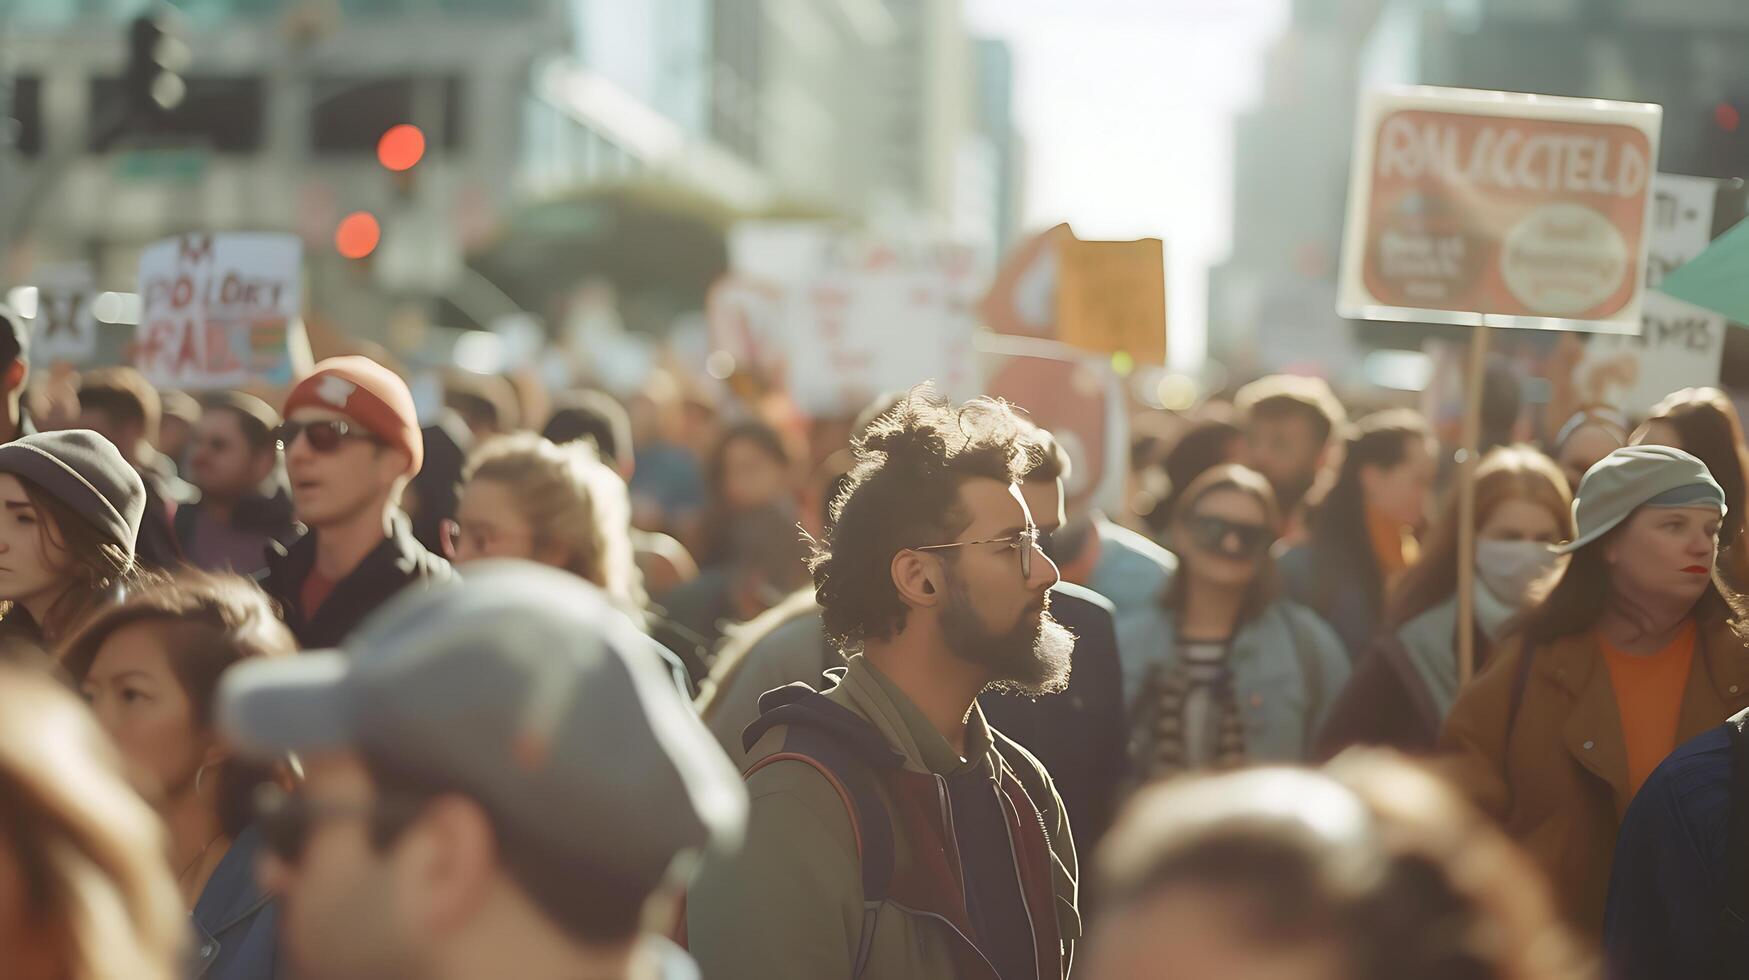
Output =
[{"x1": 965, "y1": 0, "x2": 1289, "y2": 369}]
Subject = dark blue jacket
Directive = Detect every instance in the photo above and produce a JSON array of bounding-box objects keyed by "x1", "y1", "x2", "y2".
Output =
[
  {"x1": 190, "y1": 825, "x2": 279, "y2": 979},
  {"x1": 1603, "y1": 721, "x2": 1745, "y2": 980},
  {"x1": 980, "y1": 581, "x2": 1127, "y2": 857}
]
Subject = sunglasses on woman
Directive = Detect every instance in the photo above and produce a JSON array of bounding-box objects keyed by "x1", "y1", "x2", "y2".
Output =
[
  {"x1": 254, "y1": 783, "x2": 427, "y2": 864},
  {"x1": 273, "y1": 419, "x2": 380, "y2": 454},
  {"x1": 1184, "y1": 514, "x2": 1274, "y2": 559}
]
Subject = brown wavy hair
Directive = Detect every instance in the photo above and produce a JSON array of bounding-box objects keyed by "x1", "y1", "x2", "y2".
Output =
[
  {"x1": 1642, "y1": 387, "x2": 1749, "y2": 544},
  {"x1": 809, "y1": 387, "x2": 1034, "y2": 651},
  {"x1": 59, "y1": 572, "x2": 296, "y2": 838},
  {"x1": 1385, "y1": 446, "x2": 1573, "y2": 632},
  {"x1": 0, "y1": 664, "x2": 185, "y2": 980},
  {"x1": 0, "y1": 477, "x2": 142, "y2": 647}
]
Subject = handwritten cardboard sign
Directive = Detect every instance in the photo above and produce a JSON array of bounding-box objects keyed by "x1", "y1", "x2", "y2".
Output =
[{"x1": 135, "y1": 233, "x2": 303, "y2": 390}]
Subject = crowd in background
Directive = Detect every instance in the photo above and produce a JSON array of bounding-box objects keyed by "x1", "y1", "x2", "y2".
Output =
[{"x1": 7, "y1": 286, "x2": 1749, "y2": 980}]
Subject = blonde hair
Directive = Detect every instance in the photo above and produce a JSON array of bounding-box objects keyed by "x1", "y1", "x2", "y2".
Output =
[
  {"x1": 464, "y1": 434, "x2": 646, "y2": 617},
  {"x1": 0, "y1": 665, "x2": 184, "y2": 980}
]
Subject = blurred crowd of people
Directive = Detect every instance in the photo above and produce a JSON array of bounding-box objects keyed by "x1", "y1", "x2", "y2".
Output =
[{"x1": 6, "y1": 287, "x2": 1749, "y2": 980}]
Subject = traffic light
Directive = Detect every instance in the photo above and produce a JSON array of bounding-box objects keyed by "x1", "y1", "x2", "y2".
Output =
[
  {"x1": 1703, "y1": 99, "x2": 1749, "y2": 179},
  {"x1": 125, "y1": 8, "x2": 188, "y2": 116},
  {"x1": 377, "y1": 123, "x2": 425, "y2": 172},
  {"x1": 335, "y1": 211, "x2": 381, "y2": 260}
]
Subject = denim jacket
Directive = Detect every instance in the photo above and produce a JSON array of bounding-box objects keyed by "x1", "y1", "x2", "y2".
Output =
[
  {"x1": 190, "y1": 826, "x2": 279, "y2": 980},
  {"x1": 1115, "y1": 600, "x2": 1352, "y2": 762}
]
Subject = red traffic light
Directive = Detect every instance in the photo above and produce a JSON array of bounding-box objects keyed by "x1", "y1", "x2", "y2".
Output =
[
  {"x1": 335, "y1": 211, "x2": 381, "y2": 259},
  {"x1": 1716, "y1": 102, "x2": 1741, "y2": 133},
  {"x1": 377, "y1": 124, "x2": 426, "y2": 172}
]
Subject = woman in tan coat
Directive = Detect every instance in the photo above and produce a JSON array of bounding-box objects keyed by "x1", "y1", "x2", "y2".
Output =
[{"x1": 1443, "y1": 445, "x2": 1749, "y2": 937}]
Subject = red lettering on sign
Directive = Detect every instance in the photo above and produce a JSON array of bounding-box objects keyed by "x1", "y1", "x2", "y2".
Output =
[
  {"x1": 171, "y1": 276, "x2": 195, "y2": 309},
  {"x1": 177, "y1": 235, "x2": 214, "y2": 264}
]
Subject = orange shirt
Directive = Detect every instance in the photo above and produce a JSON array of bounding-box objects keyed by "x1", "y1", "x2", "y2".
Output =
[
  {"x1": 1366, "y1": 507, "x2": 1418, "y2": 586},
  {"x1": 1600, "y1": 619, "x2": 1697, "y2": 802}
]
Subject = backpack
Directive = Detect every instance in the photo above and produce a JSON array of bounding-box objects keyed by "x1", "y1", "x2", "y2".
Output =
[{"x1": 739, "y1": 682, "x2": 1059, "y2": 978}]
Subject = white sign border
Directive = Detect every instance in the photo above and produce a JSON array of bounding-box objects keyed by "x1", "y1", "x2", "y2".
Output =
[{"x1": 1337, "y1": 85, "x2": 1664, "y2": 335}]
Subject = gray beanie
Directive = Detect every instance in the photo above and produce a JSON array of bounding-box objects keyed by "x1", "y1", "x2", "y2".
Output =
[{"x1": 0, "y1": 431, "x2": 146, "y2": 561}]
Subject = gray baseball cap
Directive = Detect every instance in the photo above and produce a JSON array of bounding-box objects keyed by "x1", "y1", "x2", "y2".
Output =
[
  {"x1": 1559, "y1": 444, "x2": 1726, "y2": 554},
  {"x1": 216, "y1": 560, "x2": 746, "y2": 894}
]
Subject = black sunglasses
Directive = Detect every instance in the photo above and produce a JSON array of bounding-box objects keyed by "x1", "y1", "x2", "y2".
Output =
[
  {"x1": 254, "y1": 784, "x2": 427, "y2": 864},
  {"x1": 273, "y1": 419, "x2": 380, "y2": 454},
  {"x1": 1184, "y1": 514, "x2": 1274, "y2": 559}
]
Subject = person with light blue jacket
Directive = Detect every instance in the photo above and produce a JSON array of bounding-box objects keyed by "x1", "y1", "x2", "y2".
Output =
[{"x1": 1117, "y1": 464, "x2": 1350, "y2": 783}]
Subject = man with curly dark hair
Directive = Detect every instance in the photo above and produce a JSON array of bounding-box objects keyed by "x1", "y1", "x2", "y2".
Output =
[{"x1": 686, "y1": 385, "x2": 1081, "y2": 980}]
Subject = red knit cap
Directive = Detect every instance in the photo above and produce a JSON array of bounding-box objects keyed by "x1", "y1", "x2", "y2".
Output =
[{"x1": 283, "y1": 356, "x2": 423, "y2": 475}]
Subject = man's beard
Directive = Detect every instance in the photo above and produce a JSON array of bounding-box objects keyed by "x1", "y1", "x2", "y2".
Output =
[{"x1": 940, "y1": 575, "x2": 1074, "y2": 698}]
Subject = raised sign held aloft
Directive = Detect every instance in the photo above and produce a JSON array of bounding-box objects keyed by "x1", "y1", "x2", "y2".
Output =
[
  {"x1": 1055, "y1": 237, "x2": 1167, "y2": 366},
  {"x1": 135, "y1": 233, "x2": 306, "y2": 390},
  {"x1": 1339, "y1": 86, "x2": 1662, "y2": 333},
  {"x1": 1576, "y1": 173, "x2": 1726, "y2": 414},
  {"x1": 30, "y1": 263, "x2": 99, "y2": 365}
]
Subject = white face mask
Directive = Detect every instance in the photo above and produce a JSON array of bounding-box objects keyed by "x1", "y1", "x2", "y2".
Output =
[{"x1": 1475, "y1": 539, "x2": 1562, "y2": 607}]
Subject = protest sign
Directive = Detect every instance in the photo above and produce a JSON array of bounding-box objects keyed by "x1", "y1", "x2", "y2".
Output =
[
  {"x1": 1339, "y1": 86, "x2": 1662, "y2": 333},
  {"x1": 780, "y1": 269, "x2": 977, "y2": 416},
  {"x1": 135, "y1": 233, "x2": 304, "y2": 390},
  {"x1": 29, "y1": 263, "x2": 98, "y2": 364},
  {"x1": 1055, "y1": 237, "x2": 1167, "y2": 365},
  {"x1": 982, "y1": 337, "x2": 1127, "y2": 518},
  {"x1": 1575, "y1": 174, "x2": 1725, "y2": 413},
  {"x1": 712, "y1": 223, "x2": 980, "y2": 416},
  {"x1": 979, "y1": 224, "x2": 1068, "y2": 340}
]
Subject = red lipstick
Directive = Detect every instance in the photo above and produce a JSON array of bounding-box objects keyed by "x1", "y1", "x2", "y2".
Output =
[{"x1": 1683, "y1": 565, "x2": 1710, "y2": 574}]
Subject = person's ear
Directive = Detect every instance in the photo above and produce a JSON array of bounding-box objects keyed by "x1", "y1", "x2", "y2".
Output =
[
  {"x1": 4, "y1": 359, "x2": 27, "y2": 396},
  {"x1": 891, "y1": 550, "x2": 942, "y2": 610},
  {"x1": 398, "y1": 796, "x2": 496, "y2": 935},
  {"x1": 199, "y1": 739, "x2": 229, "y2": 772},
  {"x1": 377, "y1": 446, "x2": 413, "y2": 487}
]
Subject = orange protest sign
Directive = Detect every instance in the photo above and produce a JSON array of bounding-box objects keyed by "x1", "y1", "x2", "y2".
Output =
[
  {"x1": 1339, "y1": 86, "x2": 1662, "y2": 333},
  {"x1": 1054, "y1": 237, "x2": 1167, "y2": 365}
]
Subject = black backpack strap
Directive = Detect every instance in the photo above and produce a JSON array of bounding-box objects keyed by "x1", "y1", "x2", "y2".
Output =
[{"x1": 1722, "y1": 709, "x2": 1749, "y2": 934}]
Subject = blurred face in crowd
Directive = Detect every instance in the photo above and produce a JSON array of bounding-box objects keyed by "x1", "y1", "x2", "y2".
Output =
[
  {"x1": 1243, "y1": 410, "x2": 1325, "y2": 508},
  {"x1": 1604, "y1": 504, "x2": 1722, "y2": 610},
  {"x1": 78, "y1": 406, "x2": 140, "y2": 460},
  {"x1": 1558, "y1": 423, "x2": 1624, "y2": 493},
  {"x1": 1083, "y1": 885, "x2": 1346, "y2": 980},
  {"x1": 1173, "y1": 488, "x2": 1273, "y2": 593},
  {"x1": 932, "y1": 479, "x2": 1072, "y2": 696},
  {"x1": 284, "y1": 407, "x2": 406, "y2": 530},
  {"x1": 259, "y1": 751, "x2": 419, "y2": 980},
  {"x1": 720, "y1": 436, "x2": 789, "y2": 513},
  {"x1": 451, "y1": 478, "x2": 543, "y2": 565},
  {"x1": 1479, "y1": 497, "x2": 1563, "y2": 546},
  {"x1": 1019, "y1": 475, "x2": 1067, "y2": 540},
  {"x1": 159, "y1": 415, "x2": 194, "y2": 467},
  {"x1": 80, "y1": 621, "x2": 214, "y2": 808},
  {"x1": 190, "y1": 408, "x2": 274, "y2": 500},
  {"x1": 1360, "y1": 437, "x2": 1435, "y2": 528},
  {"x1": 0, "y1": 474, "x2": 69, "y2": 611},
  {"x1": 1631, "y1": 418, "x2": 1683, "y2": 453}
]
